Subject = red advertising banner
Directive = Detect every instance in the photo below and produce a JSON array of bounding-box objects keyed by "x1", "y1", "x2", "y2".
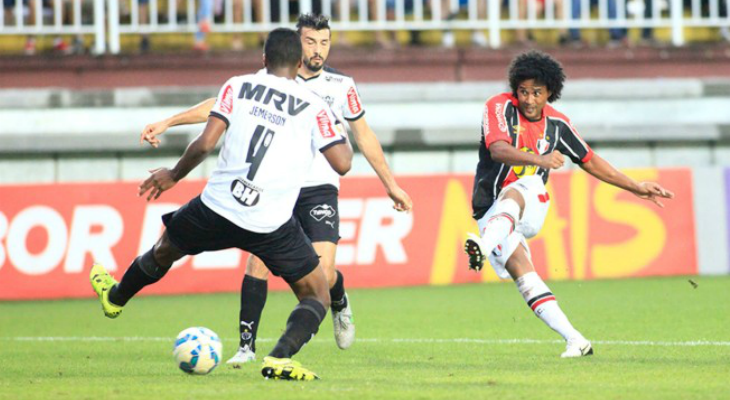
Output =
[{"x1": 0, "y1": 169, "x2": 696, "y2": 300}]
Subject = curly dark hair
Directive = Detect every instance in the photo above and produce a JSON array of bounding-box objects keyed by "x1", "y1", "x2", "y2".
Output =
[
  {"x1": 296, "y1": 13, "x2": 331, "y2": 33},
  {"x1": 508, "y1": 50, "x2": 565, "y2": 103}
]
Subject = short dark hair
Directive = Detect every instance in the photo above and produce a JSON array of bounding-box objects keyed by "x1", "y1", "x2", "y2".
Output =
[
  {"x1": 264, "y1": 28, "x2": 302, "y2": 69},
  {"x1": 296, "y1": 13, "x2": 331, "y2": 33},
  {"x1": 508, "y1": 50, "x2": 565, "y2": 103}
]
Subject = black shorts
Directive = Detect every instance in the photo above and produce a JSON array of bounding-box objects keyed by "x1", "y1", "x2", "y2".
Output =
[
  {"x1": 294, "y1": 184, "x2": 340, "y2": 244},
  {"x1": 162, "y1": 196, "x2": 319, "y2": 284}
]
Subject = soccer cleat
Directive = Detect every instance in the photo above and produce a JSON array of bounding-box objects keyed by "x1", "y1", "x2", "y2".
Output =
[
  {"x1": 226, "y1": 345, "x2": 256, "y2": 365},
  {"x1": 89, "y1": 263, "x2": 123, "y2": 319},
  {"x1": 464, "y1": 233, "x2": 486, "y2": 272},
  {"x1": 332, "y1": 293, "x2": 355, "y2": 350},
  {"x1": 261, "y1": 356, "x2": 319, "y2": 381},
  {"x1": 561, "y1": 338, "x2": 594, "y2": 358}
]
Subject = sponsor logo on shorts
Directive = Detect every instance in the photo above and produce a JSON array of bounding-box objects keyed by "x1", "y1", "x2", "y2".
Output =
[
  {"x1": 347, "y1": 87, "x2": 362, "y2": 115},
  {"x1": 310, "y1": 204, "x2": 337, "y2": 221},
  {"x1": 317, "y1": 110, "x2": 337, "y2": 138},
  {"x1": 492, "y1": 244, "x2": 503, "y2": 257},
  {"x1": 220, "y1": 85, "x2": 234, "y2": 114},
  {"x1": 231, "y1": 179, "x2": 262, "y2": 207}
]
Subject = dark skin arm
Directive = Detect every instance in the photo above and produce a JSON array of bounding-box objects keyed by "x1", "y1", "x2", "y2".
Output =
[
  {"x1": 138, "y1": 117, "x2": 226, "y2": 201},
  {"x1": 322, "y1": 140, "x2": 353, "y2": 176},
  {"x1": 489, "y1": 140, "x2": 566, "y2": 170},
  {"x1": 489, "y1": 140, "x2": 675, "y2": 208}
]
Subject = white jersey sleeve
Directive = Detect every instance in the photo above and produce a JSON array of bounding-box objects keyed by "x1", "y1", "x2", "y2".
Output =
[
  {"x1": 209, "y1": 77, "x2": 237, "y2": 128},
  {"x1": 340, "y1": 79, "x2": 365, "y2": 121}
]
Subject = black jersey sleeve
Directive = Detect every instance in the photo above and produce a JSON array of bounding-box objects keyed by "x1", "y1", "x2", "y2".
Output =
[{"x1": 553, "y1": 117, "x2": 593, "y2": 164}]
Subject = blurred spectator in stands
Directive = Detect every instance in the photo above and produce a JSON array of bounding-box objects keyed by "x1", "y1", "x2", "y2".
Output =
[
  {"x1": 440, "y1": 0, "x2": 488, "y2": 47},
  {"x1": 515, "y1": 0, "x2": 568, "y2": 46},
  {"x1": 627, "y1": 0, "x2": 657, "y2": 45},
  {"x1": 368, "y1": 0, "x2": 399, "y2": 48},
  {"x1": 194, "y1": 0, "x2": 212, "y2": 51},
  {"x1": 606, "y1": 0, "x2": 628, "y2": 47},
  {"x1": 565, "y1": 0, "x2": 631, "y2": 47},
  {"x1": 3, "y1": 0, "x2": 37, "y2": 54},
  {"x1": 139, "y1": 0, "x2": 150, "y2": 52},
  {"x1": 719, "y1": 0, "x2": 729, "y2": 41}
]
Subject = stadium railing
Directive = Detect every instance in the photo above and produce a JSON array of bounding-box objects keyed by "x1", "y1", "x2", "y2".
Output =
[
  {"x1": 0, "y1": 0, "x2": 106, "y2": 53},
  {"x1": 1, "y1": 0, "x2": 729, "y2": 52}
]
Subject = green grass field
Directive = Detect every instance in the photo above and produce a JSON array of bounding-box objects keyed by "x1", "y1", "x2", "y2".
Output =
[{"x1": 1, "y1": 276, "x2": 729, "y2": 400}]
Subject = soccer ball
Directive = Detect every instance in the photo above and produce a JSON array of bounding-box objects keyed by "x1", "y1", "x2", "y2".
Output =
[{"x1": 173, "y1": 327, "x2": 223, "y2": 375}]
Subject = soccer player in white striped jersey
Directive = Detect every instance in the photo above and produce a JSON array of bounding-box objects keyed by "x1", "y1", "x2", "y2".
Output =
[
  {"x1": 91, "y1": 28, "x2": 353, "y2": 380},
  {"x1": 139, "y1": 14, "x2": 412, "y2": 364}
]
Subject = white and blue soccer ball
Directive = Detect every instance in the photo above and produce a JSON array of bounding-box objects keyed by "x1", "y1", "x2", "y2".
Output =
[{"x1": 173, "y1": 327, "x2": 223, "y2": 375}]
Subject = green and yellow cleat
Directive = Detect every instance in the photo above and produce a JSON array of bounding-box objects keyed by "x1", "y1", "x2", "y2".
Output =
[
  {"x1": 261, "y1": 356, "x2": 319, "y2": 381},
  {"x1": 89, "y1": 263, "x2": 123, "y2": 319}
]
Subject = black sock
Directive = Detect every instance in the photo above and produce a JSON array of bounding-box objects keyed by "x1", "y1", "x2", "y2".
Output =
[
  {"x1": 239, "y1": 275, "x2": 268, "y2": 352},
  {"x1": 109, "y1": 249, "x2": 167, "y2": 306},
  {"x1": 330, "y1": 270, "x2": 347, "y2": 312},
  {"x1": 269, "y1": 298, "x2": 326, "y2": 359}
]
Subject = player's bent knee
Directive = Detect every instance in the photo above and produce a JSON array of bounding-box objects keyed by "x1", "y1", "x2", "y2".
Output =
[
  {"x1": 140, "y1": 247, "x2": 172, "y2": 280},
  {"x1": 246, "y1": 255, "x2": 270, "y2": 280},
  {"x1": 153, "y1": 234, "x2": 186, "y2": 267},
  {"x1": 500, "y1": 189, "x2": 526, "y2": 215}
]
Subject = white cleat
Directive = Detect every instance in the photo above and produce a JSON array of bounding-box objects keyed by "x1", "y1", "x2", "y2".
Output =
[
  {"x1": 561, "y1": 338, "x2": 594, "y2": 358},
  {"x1": 226, "y1": 345, "x2": 256, "y2": 365},
  {"x1": 332, "y1": 293, "x2": 355, "y2": 350}
]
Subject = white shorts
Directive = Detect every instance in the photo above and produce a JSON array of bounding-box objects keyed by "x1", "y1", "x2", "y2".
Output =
[{"x1": 476, "y1": 175, "x2": 550, "y2": 279}]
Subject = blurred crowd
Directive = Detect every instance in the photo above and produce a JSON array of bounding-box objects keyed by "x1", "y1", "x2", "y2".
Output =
[{"x1": 2, "y1": 0, "x2": 730, "y2": 54}]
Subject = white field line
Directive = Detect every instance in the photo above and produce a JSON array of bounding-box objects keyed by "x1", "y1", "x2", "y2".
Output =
[{"x1": 2, "y1": 337, "x2": 730, "y2": 347}]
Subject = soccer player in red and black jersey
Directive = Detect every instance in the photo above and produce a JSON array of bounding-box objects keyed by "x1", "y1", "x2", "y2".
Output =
[{"x1": 464, "y1": 50, "x2": 674, "y2": 358}]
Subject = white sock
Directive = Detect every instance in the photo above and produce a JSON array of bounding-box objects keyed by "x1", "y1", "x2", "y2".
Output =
[
  {"x1": 515, "y1": 272, "x2": 583, "y2": 342},
  {"x1": 479, "y1": 199, "x2": 521, "y2": 253}
]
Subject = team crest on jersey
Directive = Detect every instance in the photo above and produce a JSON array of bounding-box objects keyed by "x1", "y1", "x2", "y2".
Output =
[
  {"x1": 231, "y1": 179, "x2": 261, "y2": 207},
  {"x1": 220, "y1": 85, "x2": 234, "y2": 114},
  {"x1": 347, "y1": 87, "x2": 362, "y2": 115},
  {"x1": 316, "y1": 110, "x2": 337, "y2": 138},
  {"x1": 536, "y1": 138, "x2": 550, "y2": 154},
  {"x1": 310, "y1": 204, "x2": 336, "y2": 221}
]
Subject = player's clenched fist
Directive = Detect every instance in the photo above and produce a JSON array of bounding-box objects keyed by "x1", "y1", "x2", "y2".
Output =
[{"x1": 538, "y1": 150, "x2": 565, "y2": 170}]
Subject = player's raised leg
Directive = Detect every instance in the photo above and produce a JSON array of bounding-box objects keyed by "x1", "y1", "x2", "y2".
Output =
[
  {"x1": 90, "y1": 231, "x2": 185, "y2": 318},
  {"x1": 227, "y1": 255, "x2": 270, "y2": 365},
  {"x1": 262, "y1": 265, "x2": 330, "y2": 381},
  {"x1": 313, "y1": 241, "x2": 354, "y2": 350},
  {"x1": 505, "y1": 245, "x2": 593, "y2": 358},
  {"x1": 465, "y1": 189, "x2": 525, "y2": 271}
]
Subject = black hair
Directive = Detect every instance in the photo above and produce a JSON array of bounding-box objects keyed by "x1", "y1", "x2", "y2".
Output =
[
  {"x1": 508, "y1": 50, "x2": 565, "y2": 103},
  {"x1": 296, "y1": 13, "x2": 331, "y2": 33},
  {"x1": 264, "y1": 28, "x2": 302, "y2": 69}
]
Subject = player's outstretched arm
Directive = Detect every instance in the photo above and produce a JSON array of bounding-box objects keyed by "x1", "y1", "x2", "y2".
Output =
[
  {"x1": 322, "y1": 141, "x2": 353, "y2": 176},
  {"x1": 489, "y1": 141, "x2": 565, "y2": 169},
  {"x1": 138, "y1": 116, "x2": 226, "y2": 201},
  {"x1": 348, "y1": 117, "x2": 413, "y2": 212},
  {"x1": 580, "y1": 152, "x2": 675, "y2": 207},
  {"x1": 140, "y1": 98, "x2": 216, "y2": 148}
]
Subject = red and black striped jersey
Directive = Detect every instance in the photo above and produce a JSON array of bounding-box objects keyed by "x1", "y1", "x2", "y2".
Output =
[{"x1": 472, "y1": 93, "x2": 593, "y2": 219}]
